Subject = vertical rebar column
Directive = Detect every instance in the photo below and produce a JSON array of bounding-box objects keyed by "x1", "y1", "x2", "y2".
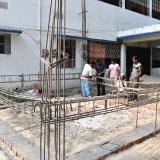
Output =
[
  {"x1": 154, "y1": 94, "x2": 159, "y2": 137},
  {"x1": 62, "y1": 1, "x2": 66, "y2": 159},
  {"x1": 52, "y1": 0, "x2": 66, "y2": 159},
  {"x1": 55, "y1": 0, "x2": 63, "y2": 159}
]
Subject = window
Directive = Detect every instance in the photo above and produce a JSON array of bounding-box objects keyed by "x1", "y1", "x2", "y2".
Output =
[
  {"x1": 125, "y1": 0, "x2": 149, "y2": 16},
  {"x1": 152, "y1": 48, "x2": 160, "y2": 68},
  {"x1": 105, "y1": 42, "x2": 120, "y2": 68},
  {"x1": 0, "y1": 35, "x2": 11, "y2": 54},
  {"x1": 0, "y1": 1, "x2": 8, "y2": 10},
  {"x1": 99, "y1": 0, "x2": 122, "y2": 7},
  {"x1": 88, "y1": 41, "x2": 120, "y2": 68},
  {"x1": 62, "y1": 39, "x2": 76, "y2": 68},
  {"x1": 152, "y1": 0, "x2": 160, "y2": 20}
]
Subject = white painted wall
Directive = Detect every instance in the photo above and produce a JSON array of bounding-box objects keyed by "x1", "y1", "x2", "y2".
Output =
[
  {"x1": 87, "y1": 0, "x2": 118, "y2": 41},
  {"x1": 0, "y1": 30, "x2": 40, "y2": 75},
  {"x1": 87, "y1": 0, "x2": 160, "y2": 40},
  {"x1": 40, "y1": 0, "x2": 160, "y2": 42},
  {"x1": 117, "y1": 8, "x2": 160, "y2": 31},
  {"x1": 40, "y1": 0, "x2": 82, "y2": 37},
  {"x1": 0, "y1": 0, "x2": 40, "y2": 75},
  {"x1": 0, "y1": 0, "x2": 39, "y2": 29}
]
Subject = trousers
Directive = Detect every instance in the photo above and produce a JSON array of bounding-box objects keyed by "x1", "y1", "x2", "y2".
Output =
[
  {"x1": 96, "y1": 77, "x2": 105, "y2": 96},
  {"x1": 81, "y1": 79, "x2": 91, "y2": 97}
]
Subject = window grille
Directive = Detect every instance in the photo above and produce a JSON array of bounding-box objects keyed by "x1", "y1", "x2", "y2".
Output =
[
  {"x1": 152, "y1": 0, "x2": 160, "y2": 20},
  {"x1": 61, "y1": 39, "x2": 76, "y2": 68},
  {"x1": 0, "y1": 35, "x2": 11, "y2": 54},
  {"x1": 0, "y1": 36, "x2": 5, "y2": 54},
  {"x1": 99, "y1": 0, "x2": 122, "y2": 7},
  {"x1": 88, "y1": 41, "x2": 120, "y2": 59},
  {"x1": 0, "y1": 1, "x2": 8, "y2": 10},
  {"x1": 88, "y1": 41, "x2": 120, "y2": 67},
  {"x1": 89, "y1": 42, "x2": 106, "y2": 59},
  {"x1": 106, "y1": 43, "x2": 120, "y2": 59},
  {"x1": 125, "y1": 0, "x2": 149, "y2": 16}
]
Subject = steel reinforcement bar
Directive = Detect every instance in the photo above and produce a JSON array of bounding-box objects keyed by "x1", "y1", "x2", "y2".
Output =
[{"x1": 39, "y1": 95, "x2": 160, "y2": 124}]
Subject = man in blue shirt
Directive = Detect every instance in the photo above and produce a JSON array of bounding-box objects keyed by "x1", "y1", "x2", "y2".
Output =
[{"x1": 96, "y1": 59, "x2": 106, "y2": 96}]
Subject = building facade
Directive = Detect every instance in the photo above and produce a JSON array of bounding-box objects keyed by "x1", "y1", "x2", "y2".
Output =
[{"x1": 0, "y1": 0, "x2": 160, "y2": 87}]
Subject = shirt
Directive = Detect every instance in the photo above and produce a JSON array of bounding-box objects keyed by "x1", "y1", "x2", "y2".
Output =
[
  {"x1": 131, "y1": 63, "x2": 142, "y2": 78},
  {"x1": 109, "y1": 63, "x2": 120, "y2": 78},
  {"x1": 115, "y1": 80, "x2": 127, "y2": 92},
  {"x1": 96, "y1": 63, "x2": 106, "y2": 77},
  {"x1": 81, "y1": 64, "x2": 93, "y2": 80}
]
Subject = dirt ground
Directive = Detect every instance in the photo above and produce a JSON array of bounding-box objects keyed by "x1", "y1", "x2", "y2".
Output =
[
  {"x1": 0, "y1": 99, "x2": 159, "y2": 157},
  {"x1": 0, "y1": 75, "x2": 160, "y2": 158}
]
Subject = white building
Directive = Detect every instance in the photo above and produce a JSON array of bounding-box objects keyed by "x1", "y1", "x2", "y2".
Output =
[{"x1": 0, "y1": 0, "x2": 160, "y2": 88}]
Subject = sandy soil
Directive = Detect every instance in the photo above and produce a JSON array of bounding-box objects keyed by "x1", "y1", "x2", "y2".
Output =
[{"x1": 0, "y1": 102, "x2": 159, "y2": 157}]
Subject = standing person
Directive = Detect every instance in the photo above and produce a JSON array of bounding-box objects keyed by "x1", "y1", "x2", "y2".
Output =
[
  {"x1": 81, "y1": 61, "x2": 96, "y2": 97},
  {"x1": 96, "y1": 59, "x2": 106, "y2": 96},
  {"x1": 129, "y1": 56, "x2": 143, "y2": 88},
  {"x1": 129, "y1": 56, "x2": 143, "y2": 101},
  {"x1": 108, "y1": 58, "x2": 120, "y2": 83}
]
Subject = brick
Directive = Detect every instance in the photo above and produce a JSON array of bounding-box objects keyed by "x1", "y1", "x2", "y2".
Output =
[
  {"x1": 0, "y1": 120, "x2": 40, "y2": 160},
  {"x1": 68, "y1": 121, "x2": 160, "y2": 159}
]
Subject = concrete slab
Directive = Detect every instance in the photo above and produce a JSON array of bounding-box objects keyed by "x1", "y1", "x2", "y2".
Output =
[
  {"x1": 0, "y1": 120, "x2": 40, "y2": 160},
  {"x1": 67, "y1": 121, "x2": 160, "y2": 160}
]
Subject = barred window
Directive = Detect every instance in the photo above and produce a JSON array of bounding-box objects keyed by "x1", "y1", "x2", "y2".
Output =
[
  {"x1": 62, "y1": 39, "x2": 76, "y2": 68},
  {"x1": 0, "y1": 36, "x2": 5, "y2": 54},
  {"x1": 0, "y1": 1, "x2": 8, "y2": 10},
  {"x1": 125, "y1": 0, "x2": 149, "y2": 16},
  {"x1": 99, "y1": 0, "x2": 122, "y2": 7},
  {"x1": 152, "y1": 0, "x2": 160, "y2": 20},
  {"x1": 0, "y1": 35, "x2": 11, "y2": 54},
  {"x1": 106, "y1": 43, "x2": 120, "y2": 59},
  {"x1": 88, "y1": 41, "x2": 120, "y2": 68}
]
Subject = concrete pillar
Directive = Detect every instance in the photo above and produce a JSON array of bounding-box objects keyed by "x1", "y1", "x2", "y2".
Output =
[
  {"x1": 122, "y1": 0, "x2": 125, "y2": 9},
  {"x1": 149, "y1": 0, "x2": 152, "y2": 17},
  {"x1": 120, "y1": 44, "x2": 126, "y2": 75}
]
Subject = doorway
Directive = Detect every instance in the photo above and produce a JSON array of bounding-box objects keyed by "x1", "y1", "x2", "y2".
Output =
[{"x1": 126, "y1": 46, "x2": 150, "y2": 80}]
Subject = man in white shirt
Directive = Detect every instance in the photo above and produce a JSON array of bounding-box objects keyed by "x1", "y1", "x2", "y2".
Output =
[{"x1": 81, "y1": 61, "x2": 96, "y2": 97}]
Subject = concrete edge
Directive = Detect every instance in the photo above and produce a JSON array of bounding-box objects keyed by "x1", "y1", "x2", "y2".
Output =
[{"x1": 67, "y1": 123, "x2": 160, "y2": 160}]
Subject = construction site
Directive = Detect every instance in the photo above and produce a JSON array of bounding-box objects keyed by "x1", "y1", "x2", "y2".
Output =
[
  {"x1": 1, "y1": 0, "x2": 160, "y2": 160},
  {"x1": 0, "y1": 72, "x2": 160, "y2": 160}
]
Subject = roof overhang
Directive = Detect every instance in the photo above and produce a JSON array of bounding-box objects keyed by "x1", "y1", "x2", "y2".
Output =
[
  {"x1": 117, "y1": 24, "x2": 160, "y2": 47},
  {"x1": 61, "y1": 34, "x2": 118, "y2": 43},
  {"x1": 0, "y1": 28, "x2": 22, "y2": 34}
]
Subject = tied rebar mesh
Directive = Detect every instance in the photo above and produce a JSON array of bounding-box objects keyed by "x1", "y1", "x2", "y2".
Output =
[
  {"x1": 0, "y1": 77, "x2": 160, "y2": 159},
  {"x1": 39, "y1": 0, "x2": 67, "y2": 159},
  {"x1": 37, "y1": 0, "x2": 160, "y2": 159}
]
